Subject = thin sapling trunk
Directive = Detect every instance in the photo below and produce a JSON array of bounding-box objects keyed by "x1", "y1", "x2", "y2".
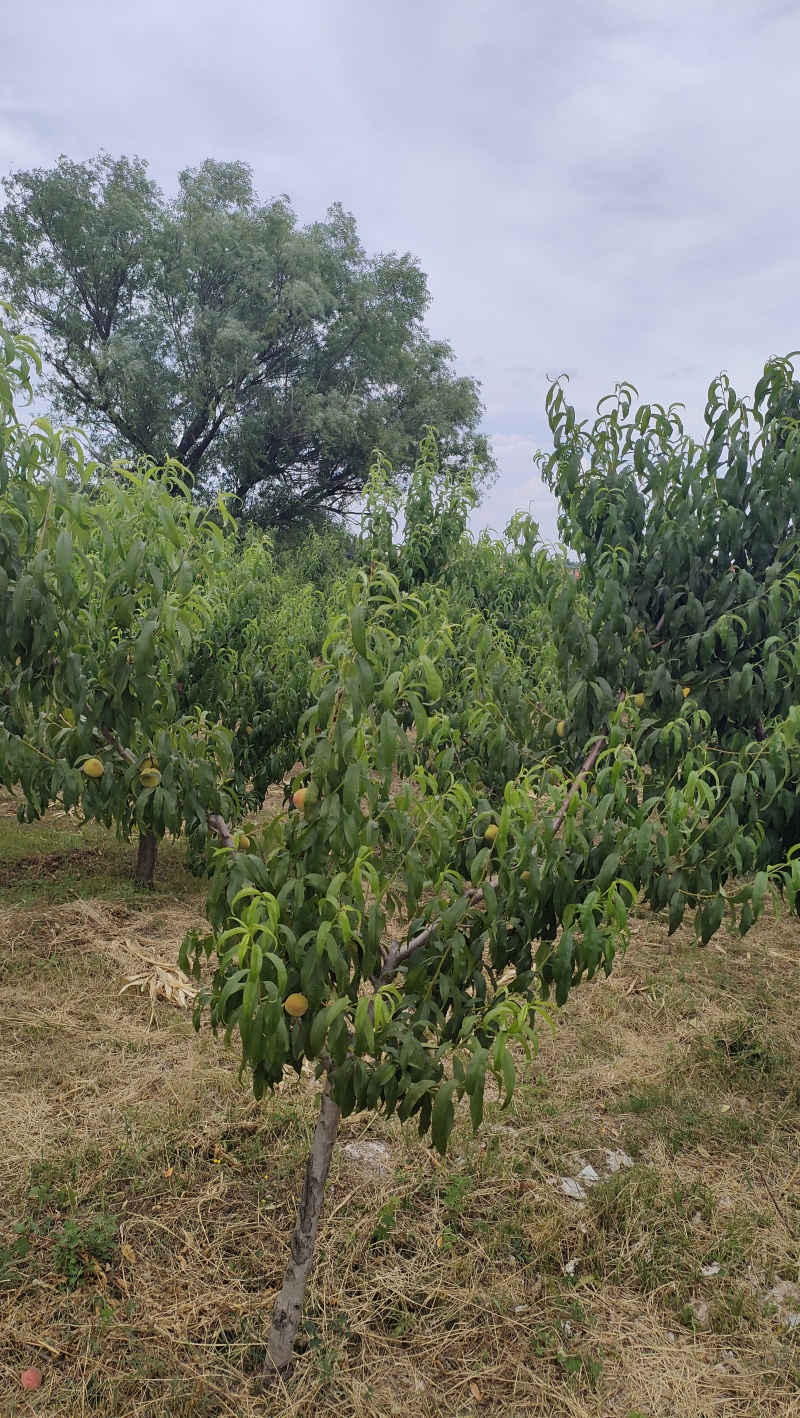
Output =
[{"x1": 265, "y1": 1080, "x2": 342, "y2": 1373}]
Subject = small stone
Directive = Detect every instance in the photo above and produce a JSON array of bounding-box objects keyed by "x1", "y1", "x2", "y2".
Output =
[{"x1": 342, "y1": 1140, "x2": 391, "y2": 1174}]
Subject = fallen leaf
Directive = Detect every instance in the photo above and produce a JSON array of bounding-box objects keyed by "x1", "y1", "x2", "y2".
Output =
[
  {"x1": 120, "y1": 1243, "x2": 136, "y2": 1264},
  {"x1": 469, "y1": 1380, "x2": 483, "y2": 1402}
]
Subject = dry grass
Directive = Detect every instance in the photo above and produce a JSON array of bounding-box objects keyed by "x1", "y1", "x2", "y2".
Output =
[{"x1": 1, "y1": 820, "x2": 799, "y2": 1416}]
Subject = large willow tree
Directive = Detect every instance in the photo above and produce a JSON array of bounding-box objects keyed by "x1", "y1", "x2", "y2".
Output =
[{"x1": 0, "y1": 154, "x2": 492, "y2": 528}]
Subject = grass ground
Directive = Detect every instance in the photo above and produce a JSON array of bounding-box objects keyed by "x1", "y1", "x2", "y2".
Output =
[{"x1": 1, "y1": 805, "x2": 799, "y2": 1416}]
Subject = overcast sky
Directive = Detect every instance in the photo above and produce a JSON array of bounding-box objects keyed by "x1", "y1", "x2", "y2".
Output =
[{"x1": 2, "y1": 0, "x2": 799, "y2": 542}]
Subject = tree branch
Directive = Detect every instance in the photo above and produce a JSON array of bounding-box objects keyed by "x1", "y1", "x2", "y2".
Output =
[
  {"x1": 376, "y1": 730, "x2": 612, "y2": 986},
  {"x1": 53, "y1": 353, "x2": 152, "y2": 457},
  {"x1": 550, "y1": 732, "x2": 608, "y2": 836},
  {"x1": 208, "y1": 813, "x2": 236, "y2": 848},
  {"x1": 97, "y1": 725, "x2": 135, "y2": 764}
]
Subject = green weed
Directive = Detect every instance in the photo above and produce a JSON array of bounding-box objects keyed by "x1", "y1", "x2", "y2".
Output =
[{"x1": 52, "y1": 1212, "x2": 118, "y2": 1289}]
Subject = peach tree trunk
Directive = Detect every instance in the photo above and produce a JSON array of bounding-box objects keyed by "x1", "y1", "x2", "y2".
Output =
[
  {"x1": 265, "y1": 1081, "x2": 342, "y2": 1373},
  {"x1": 134, "y1": 832, "x2": 158, "y2": 884}
]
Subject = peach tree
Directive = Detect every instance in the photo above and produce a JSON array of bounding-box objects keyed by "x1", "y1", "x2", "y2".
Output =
[
  {"x1": 0, "y1": 313, "x2": 236, "y2": 881},
  {"x1": 183, "y1": 370, "x2": 800, "y2": 1375},
  {"x1": 177, "y1": 518, "x2": 638, "y2": 1369},
  {"x1": 178, "y1": 529, "x2": 328, "y2": 814},
  {"x1": 535, "y1": 354, "x2": 800, "y2": 937}
]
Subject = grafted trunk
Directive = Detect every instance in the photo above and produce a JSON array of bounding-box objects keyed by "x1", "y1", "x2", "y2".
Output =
[
  {"x1": 265, "y1": 1081, "x2": 341, "y2": 1373},
  {"x1": 134, "y1": 831, "x2": 158, "y2": 885}
]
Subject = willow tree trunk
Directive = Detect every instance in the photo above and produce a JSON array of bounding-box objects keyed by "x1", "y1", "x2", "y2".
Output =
[
  {"x1": 134, "y1": 832, "x2": 158, "y2": 885},
  {"x1": 265, "y1": 1081, "x2": 342, "y2": 1373}
]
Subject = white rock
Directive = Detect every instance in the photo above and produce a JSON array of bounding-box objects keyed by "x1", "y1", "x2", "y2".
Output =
[
  {"x1": 342, "y1": 1140, "x2": 392, "y2": 1174},
  {"x1": 701, "y1": 1262, "x2": 721, "y2": 1277}
]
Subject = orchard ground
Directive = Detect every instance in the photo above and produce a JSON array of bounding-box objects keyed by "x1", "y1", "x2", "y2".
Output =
[{"x1": 1, "y1": 803, "x2": 799, "y2": 1418}]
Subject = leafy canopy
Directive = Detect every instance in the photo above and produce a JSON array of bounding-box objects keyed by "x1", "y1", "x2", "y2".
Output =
[
  {"x1": 0, "y1": 154, "x2": 493, "y2": 528},
  {"x1": 0, "y1": 311, "x2": 235, "y2": 858},
  {"x1": 537, "y1": 358, "x2": 800, "y2": 931},
  {"x1": 186, "y1": 355, "x2": 800, "y2": 1158}
]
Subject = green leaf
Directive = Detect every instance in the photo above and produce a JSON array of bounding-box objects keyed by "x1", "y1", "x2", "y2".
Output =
[
  {"x1": 354, "y1": 996, "x2": 374, "y2": 1055},
  {"x1": 351, "y1": 603, "x2": 367, "y2": 658},
  {"x1": 53, "y1": 528, "x2": 72, "y2": 578},
  {"x1": 419, "y1": 654, "x2": 443, "y2": 702},
  {"x1": 308, "y1": 996, "x2": 350, "y2": 1058},
  {"x1": 311, "y1": 737, "x2": 332, "y2": 786},
  {"x1": 343, "y1": 761, "x2": 362, "y2": 813},
  {"x1": 499, "y1": 1046, "x2": 515, "y2": 1107},
  {"x1": 431, "y1": 1077, "x2": 460, "y2": 1155},
  {"x1": 465, "y1": 1048, "x2": 488, "y2": 1131},
  {"x1": 596, "y1": 851, "x2": 621, "y2": 893},
  {"x1": 470, "y1": 847, "x2": 491, "y2": 886}
]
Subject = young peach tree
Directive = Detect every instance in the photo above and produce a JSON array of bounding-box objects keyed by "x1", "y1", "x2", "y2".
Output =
[{"x1": 185, "y1": 370, "x2": 800, "y2": 1374}]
